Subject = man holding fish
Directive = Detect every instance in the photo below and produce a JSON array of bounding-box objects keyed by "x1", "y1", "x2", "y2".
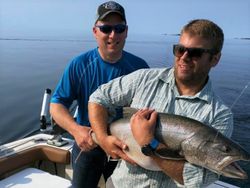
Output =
[{"x1": 88, "y1": 19, "x2": 234, "y2": 187}]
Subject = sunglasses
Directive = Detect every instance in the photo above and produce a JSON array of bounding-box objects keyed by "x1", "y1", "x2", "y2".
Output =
[
  {"x1": 95, "y1": 24, "x2": 127, "y2": 34},
  {"x1": 173, "y1": 44, "x2": 216, "y2": 59}
]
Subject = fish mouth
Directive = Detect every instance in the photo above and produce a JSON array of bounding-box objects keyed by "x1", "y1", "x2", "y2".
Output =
[{"x1": 220, "y1": 160, "x2": 248, "y2": 179}]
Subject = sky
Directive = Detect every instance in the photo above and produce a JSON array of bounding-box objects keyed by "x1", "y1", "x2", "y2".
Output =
[{"x1": 0, "y1": 0, "x2": 250, "y2": 39}]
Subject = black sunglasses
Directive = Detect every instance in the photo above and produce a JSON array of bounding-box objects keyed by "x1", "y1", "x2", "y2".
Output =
[
  {"x1": 95, "y1": 24, "x2": 127, "y2": 34},
  {"x1": 173, "y1": 44, "x2": 216, "y2": 59}
]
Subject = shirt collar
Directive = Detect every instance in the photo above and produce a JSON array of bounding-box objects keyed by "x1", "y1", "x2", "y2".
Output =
[{"x1": 158, "y1": 67, "x2": 213, "y2": 103}]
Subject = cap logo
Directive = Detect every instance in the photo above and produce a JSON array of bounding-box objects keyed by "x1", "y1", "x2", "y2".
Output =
[{"x1": 102, "y1": 2, "x2": 120, "y2": 10}]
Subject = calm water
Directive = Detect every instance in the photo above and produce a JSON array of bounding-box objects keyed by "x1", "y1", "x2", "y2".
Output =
[{"x1": 0, "y1": 36, "x2": 249, "y2": 187}]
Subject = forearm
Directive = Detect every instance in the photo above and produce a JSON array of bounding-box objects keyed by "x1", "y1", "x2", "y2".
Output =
[
  {"x1": 88, "y1": 102, "x2": 109, "y2": 141},
  {"x1": 50, "y1": 103, "x2": 79, "y2": 136},
  {"x1": 153, "y1": 144, "x2": 184, "y2": 185}
]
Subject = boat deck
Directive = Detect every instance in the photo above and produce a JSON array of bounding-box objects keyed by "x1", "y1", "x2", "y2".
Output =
[{"x1": 0, "y1": 134, "x2": 239, "y2": 188}]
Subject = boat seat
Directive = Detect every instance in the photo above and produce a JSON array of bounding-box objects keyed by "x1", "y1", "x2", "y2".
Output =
[{"x1": 0, "y1": 167, "x2": 71, "y2": 188}]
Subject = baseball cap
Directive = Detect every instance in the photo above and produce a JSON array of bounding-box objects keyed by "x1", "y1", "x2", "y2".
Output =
[{"x1": 96, "y1": 1, "x2": 126, "y2": 23}]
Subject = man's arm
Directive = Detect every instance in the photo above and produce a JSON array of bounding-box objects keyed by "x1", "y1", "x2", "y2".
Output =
[
  {"x1": 88, "y1": 102, "x2": 136, "y2": 164},
  {"x1": 152, "y1": 147, "x2": 184, "y2": 185},
  {"x1": 130, "y1": 109, "x2": 184, "y2": 185},
  {"x1": 50, "y1": 103, "x2": 96, "y2": 151}
]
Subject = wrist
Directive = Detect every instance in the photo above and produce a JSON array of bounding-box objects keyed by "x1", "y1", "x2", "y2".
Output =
[
  {"x1": 96, "y1": 132, "x2": 109, "y2": 142},
  {"x1": 70, "y1": 122, "x2": 82, "y2": 136},
  {"x1": 138, "y1": 135, "x2": 154, "y2": 146},
  {"x1": 141, "y1": 138, "x2": 159, "y2": 156}
]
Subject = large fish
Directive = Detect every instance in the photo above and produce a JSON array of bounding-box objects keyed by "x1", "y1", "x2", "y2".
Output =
[{"x1": 92, "y1": 108, "x2": 250, "y2": 179}]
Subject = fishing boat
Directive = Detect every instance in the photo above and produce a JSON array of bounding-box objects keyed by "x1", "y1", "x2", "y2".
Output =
[
  {"x1": 0, "y1": 89, "x2": 240, "y2": 188},
  {"x1": 0, "y1": 133, "x2": 240, "y2": 188}
]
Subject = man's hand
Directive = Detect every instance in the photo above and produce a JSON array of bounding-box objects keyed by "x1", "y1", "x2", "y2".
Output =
[
  {"x1": 99, "y1": 135, "x2": 137, "y2": 165},
  {"x1": 130, "y1": 109, "x2": 158, "y2": 146},
  {"x1": 88, "y1": 102, "x2": 136, "y2": 165},
  {"x1": 50, "y1": 103, "x2": 96, "y2": 151},
  {"x1": 130, "y1": 108, "x2": 172, "y2": 156},
  {"x1": 74, "y1": 126, "x2": 97, "y2": 151}
]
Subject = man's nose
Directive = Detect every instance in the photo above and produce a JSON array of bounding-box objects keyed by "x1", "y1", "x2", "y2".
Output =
[{"x1": 108, "y1": 30, "x2": 116, "y2": 38}]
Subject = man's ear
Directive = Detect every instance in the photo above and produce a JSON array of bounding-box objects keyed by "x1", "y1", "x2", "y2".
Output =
[
  {"x1": 93, "y1": 27, "x2": 98, "y2": 38},
  {"x1": 125, "y1": 25, "x2": 128, "y2": 38},
  {"x1": 211, "y1": 52, "x2": 221, "y2": 67}
]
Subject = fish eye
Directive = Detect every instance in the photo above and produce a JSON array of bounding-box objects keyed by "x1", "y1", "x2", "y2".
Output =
[
  {"x1": 220, "y1": 145, "x2": 231, "y2": 153},
  {"x1": 211, "y1": 143, "x2": 231, "y2": 153}
]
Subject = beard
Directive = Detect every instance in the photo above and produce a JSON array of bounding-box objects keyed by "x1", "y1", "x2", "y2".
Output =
[{"x1": 174, "y1": 65, "x2": 209, "y2": 87}]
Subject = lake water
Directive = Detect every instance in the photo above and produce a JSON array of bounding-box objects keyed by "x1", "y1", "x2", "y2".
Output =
[{"x1": 0, "y1": 36, "x2": 249, "y2": 187}]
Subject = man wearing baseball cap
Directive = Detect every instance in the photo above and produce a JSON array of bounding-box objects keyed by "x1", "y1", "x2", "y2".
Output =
[{"x1": 50, "y1": 1, "x2": 149, "y2": 187}]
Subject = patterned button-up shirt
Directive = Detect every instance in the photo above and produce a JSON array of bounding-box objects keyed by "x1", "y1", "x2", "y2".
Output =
[{"x1": 89, "y1": 67, "x2": 233, "y2": 187}]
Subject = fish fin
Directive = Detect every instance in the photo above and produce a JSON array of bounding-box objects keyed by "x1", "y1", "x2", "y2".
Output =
[{"x1": 154, "y1": 148, "x2": 185, "y2": 160}]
